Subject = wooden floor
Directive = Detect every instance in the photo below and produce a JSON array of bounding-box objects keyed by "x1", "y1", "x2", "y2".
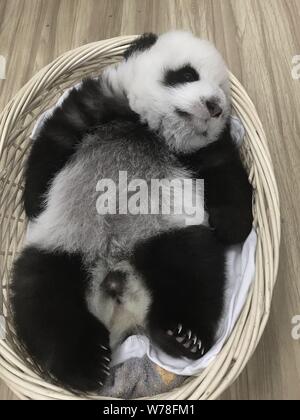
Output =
[{"x1": 1, "y1": 0, "x2": 300, "y2": 400}]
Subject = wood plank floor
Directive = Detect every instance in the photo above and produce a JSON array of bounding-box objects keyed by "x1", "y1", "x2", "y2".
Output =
[{"x1": 1, "y1": 0, "x2": 300, "y2": 400}]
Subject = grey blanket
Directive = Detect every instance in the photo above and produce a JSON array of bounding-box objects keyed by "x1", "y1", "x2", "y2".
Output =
[{"x1": 101, "y1": 356, "x2": 187, "y2": 399}]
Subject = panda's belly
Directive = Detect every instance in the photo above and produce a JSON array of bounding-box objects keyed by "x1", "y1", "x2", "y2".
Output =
[{"x1": 26, "y1": 135, "x2": 207, "y2": 262}]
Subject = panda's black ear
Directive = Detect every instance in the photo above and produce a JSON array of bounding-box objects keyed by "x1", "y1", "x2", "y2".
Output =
[{"x1": 124, "y1": 33, "x2": 158, "y2": 59}]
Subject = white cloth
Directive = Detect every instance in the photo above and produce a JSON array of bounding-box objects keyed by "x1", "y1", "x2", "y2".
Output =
[{"x1": 29, "y1": 84, "x2": 257, "y2": 377}]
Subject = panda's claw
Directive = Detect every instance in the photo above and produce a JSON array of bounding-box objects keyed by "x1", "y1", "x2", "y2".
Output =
[
  {"x1": 165, "y1": 324, "x2": 207, "y2": 358},
  {"x1": 101, "y1": 363, "x2": 110, "y2": 374},
  {"x1": 100, "y1": 345, "x2": 109, "y2": 352}
]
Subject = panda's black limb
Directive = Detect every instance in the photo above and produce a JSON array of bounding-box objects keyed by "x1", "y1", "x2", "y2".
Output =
[
  {"x1": 132, "y1": 225, "x2": 226, "y2": 360},
  {"x1": 11, "y1": 246, "x2": 111, "y2": 393},
  {"x1": 177, "y1": 122, "x2": 253, "y2": 246},
  {"x1": 23, "y1": 77, "x2": 138, "y2": 220}
]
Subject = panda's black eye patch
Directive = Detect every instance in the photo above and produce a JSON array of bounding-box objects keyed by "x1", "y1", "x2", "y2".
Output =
[{"x1": 164, "y1": 65, "x2": 200, "y2": 87}]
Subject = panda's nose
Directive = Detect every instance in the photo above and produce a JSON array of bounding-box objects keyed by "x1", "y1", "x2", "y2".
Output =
[
  {"x1": 101, "y1": 270, "x2": 126, "y2": 298},
  {"x1": 206, "y1": 100, "x2": 222, "y2": 118}
]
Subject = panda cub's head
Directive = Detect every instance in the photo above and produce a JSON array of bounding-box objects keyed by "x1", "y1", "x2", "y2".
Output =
[{"x1": 104, "y1": 31, "x2": 231, "y2": 153}]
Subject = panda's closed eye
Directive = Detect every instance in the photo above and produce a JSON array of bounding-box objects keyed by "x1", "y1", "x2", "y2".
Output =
[
  {"x1": 164, "y1": 65, "x2": 200, "y2": 87},
  {"x1": 175, "y1": 108, "x2": 191, "y2": 118}
]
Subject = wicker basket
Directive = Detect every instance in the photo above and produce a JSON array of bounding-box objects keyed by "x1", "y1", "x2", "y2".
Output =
[{"x1": 0, "y1": 36, "x2": 280, "y2": 400}]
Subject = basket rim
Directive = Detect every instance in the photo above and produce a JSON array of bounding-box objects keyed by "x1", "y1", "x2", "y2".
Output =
[{"x1": 0, "y1": 35, "x2": 281, "y2": 400}]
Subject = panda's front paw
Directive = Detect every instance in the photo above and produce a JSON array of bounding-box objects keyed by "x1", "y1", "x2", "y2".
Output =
[
  {"x1": 151, "y1": 323, "x2": 208, "y2": 360},
  {"x1": 165, "y1": 324, "x2": 206, "y2": 359}
]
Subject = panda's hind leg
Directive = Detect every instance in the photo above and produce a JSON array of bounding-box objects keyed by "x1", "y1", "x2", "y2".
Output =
[
  {"x1": 132, "y1": 225, "x2": 226, "y2": 360},
  {"x1": 11, "y1": 246, "x2": 111, "y2": 392}
]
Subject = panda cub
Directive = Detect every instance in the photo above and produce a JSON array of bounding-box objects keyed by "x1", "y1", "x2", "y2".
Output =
[{"x1": 11, "y1": 31, "x2": 253, "y2": 393}]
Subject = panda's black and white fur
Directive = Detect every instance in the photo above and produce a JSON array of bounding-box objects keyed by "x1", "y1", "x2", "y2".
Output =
[{"x1": 11, "y1": 32, "x2": 253, "y2": 393}]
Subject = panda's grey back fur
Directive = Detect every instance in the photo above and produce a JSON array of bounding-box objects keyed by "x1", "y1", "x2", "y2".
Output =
[{"x1": 26, "y1": 120, "x2": 202, "y2": 269}]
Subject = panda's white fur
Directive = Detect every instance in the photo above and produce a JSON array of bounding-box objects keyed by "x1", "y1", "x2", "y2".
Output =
[{"x1": 87, "y1": 261, "x2": 152, "y2": 348}]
